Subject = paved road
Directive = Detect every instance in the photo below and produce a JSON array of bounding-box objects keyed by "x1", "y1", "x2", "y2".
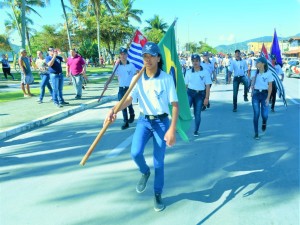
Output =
[{"x1": 0, "y1": 73, "x2": 299, "y2": 225}]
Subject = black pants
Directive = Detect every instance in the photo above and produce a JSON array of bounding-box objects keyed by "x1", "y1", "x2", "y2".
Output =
[
  {"x1": 2, "y1": 68, "x2": 14, "y2": 79},
  {"x1": 118, "y1": 87, "x2": 134, "y2": 122},
  {"x1": 270, "y1": 81, "x2": 277, "y2": 110}
]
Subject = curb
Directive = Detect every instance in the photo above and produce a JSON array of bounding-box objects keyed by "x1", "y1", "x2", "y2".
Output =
[{"x1": 0, "y1": 95, "x2": 117, "y2": 141}]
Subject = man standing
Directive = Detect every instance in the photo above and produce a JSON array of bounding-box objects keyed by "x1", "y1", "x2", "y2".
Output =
[
  {"x1": 228, "y1": 49, "x2": 249, "y2": 112},
  {"x1": 46, "y1": 47, "x2": 69, "y2": 108},
  {"x1": 114, "y1": 47, "x2": 137, "y2": 130},
  {"x1": 66, "y1": 49, "x2": 86, "y2": 99},
  {"x1": 19, "y1": 49, "x2": 34, "y2": 97}
]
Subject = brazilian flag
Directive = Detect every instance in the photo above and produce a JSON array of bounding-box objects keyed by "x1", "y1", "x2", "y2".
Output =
[{"x1": 158, "y1": 21, "x2": 192, "y2": 141}]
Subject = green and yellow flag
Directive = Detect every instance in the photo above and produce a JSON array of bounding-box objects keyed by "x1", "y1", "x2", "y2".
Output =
[{"x1": 158, "y1": 21, "x2": 192, "y2": 141}]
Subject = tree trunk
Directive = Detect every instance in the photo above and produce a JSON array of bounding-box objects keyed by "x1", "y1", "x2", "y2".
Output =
[
  {"x1": 96, "y1": 18, "x2": 101, "y2": 64},
  {"x1": 61, "y1": 0, "x2": 72, "y2": 50},
  {"x1": 21, "y1": 0, "x2": 26, "y2": 48},
  {"x1": 25, "y1": 27, "x2": 32, "y2": 56}
]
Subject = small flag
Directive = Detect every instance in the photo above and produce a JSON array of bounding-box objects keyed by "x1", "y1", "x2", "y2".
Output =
[
  {"x1": 261, "y1": 44, "x2": 287, "y2": 107},
  {"x1": 270, "y1": 29, "x2": 283, "y2": 67},
  {"x1": 128, "y1": 30, "x2": 148, "y2": 70}
]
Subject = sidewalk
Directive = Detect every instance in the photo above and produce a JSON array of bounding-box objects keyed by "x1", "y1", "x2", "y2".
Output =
[{"x1": 0, "y1": 73, "x2": 119, "y2": 140}]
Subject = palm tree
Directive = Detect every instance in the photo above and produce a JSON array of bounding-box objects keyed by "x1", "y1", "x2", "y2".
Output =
[
  {"x1": 87, "y1": 0, "x2": 117, "y2": 61},
  {"x1": 144, "y1": 15, "x2": 168, "y2": 33},
  {"x1": 115, "y1": 0, "x2": 142, "y2": 23},
  {"x1": 2, "y1": 0, "x2": 49, "y2": 50},
  {"x1": 61, "y1": 0, "x2": 72, "y2": 49}
]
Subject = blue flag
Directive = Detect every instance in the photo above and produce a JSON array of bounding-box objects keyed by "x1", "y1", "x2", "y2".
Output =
[{"x1": 270, "y1": 29, "x2": 283, "y2": 67}]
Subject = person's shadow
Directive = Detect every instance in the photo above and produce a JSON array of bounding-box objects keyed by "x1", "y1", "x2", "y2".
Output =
[{"x1": 165, "y1": 150, "x2": 289, "y2": 224}]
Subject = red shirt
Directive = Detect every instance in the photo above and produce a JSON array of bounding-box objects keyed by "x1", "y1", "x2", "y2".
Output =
[{"x1": 67, "y1": 54, "x2": 85, "y2": 75}]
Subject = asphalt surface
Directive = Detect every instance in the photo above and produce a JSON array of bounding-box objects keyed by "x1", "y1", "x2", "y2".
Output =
[{"x1": 0, "y1": 73, "x2": 118, "y2": 140}]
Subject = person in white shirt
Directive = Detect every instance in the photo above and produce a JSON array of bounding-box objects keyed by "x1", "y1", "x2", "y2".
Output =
[
  {"x1": 228, "y1": 49, "x2": 249, "y2": 112},
  {"x1": 35, "y1": 51, "x2": 53, "y2": 103},
  {"x1": 201, "y1": 51, "x2": 214, "y2": 110},
  {"x1": 105, "y1": 42, "x2": 178, "y2": 212},
  {"x1": 184, "y1": 54, "x2": 211, "y2": 137},
  {"x1": 114, "y1": 47, "x2": 138, "y2": 130},
  {"x1": 250, "y1": 57, "x2": 273, "y2": 140},
  {"x1": 222, "y1": 54, "x2": 231, "y2": 84}
]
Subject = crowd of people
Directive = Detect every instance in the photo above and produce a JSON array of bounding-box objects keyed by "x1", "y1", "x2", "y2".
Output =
[
  {"x1": 103, "y1": 43, "x2": 286, "y2": 212},
  {"x1": 1, "y1": 43, "x2": 285, "y2": 212}
]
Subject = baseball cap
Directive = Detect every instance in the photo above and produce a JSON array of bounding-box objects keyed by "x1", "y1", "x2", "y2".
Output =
[
  {"x1": 191, "y1": 54, "x2": 200, "y2": 61},
  {"x1": 202, "y1": 51, "x2": 209, "y2": 57},
  {"x1": 142, "y1": 42, "x2": 160, "y2": 56},
  {"x1": 119, "y1": 47, "x2": 128, "y2": 54},
  {"x1": 256, "y1": 57, "x2": 268, "y2": 64}
]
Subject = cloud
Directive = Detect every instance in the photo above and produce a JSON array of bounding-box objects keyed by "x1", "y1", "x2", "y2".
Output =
[{"x1": 218, "y1": 34, "x2": 235, "y2": 42}]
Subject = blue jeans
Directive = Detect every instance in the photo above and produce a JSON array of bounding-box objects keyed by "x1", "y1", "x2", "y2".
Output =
[
  {"x1": 225, "y1": 66, "x2": 229, "y2": 84},
  {"x1": 187, "y1": 89, "x2": 205, "y2": 132},
  {"x1": 118, "y1": 87, "x2": 134, "y2": 122},
  {"x1": 39, "y1": 74, "x2": 53, "y2": 101},
  {"x1": 131, "y1": 116, "x2": 170, "y2": 194},
  {"x1": 71, "y1": 75, "x2": 83, "y2": 97},
  {"x1": 50, "y1": 73, "x2": 64, "y2": 104},
  {"x1": 233, "y1": 76, "x2": 248, "y2": 109},
  {"x1": 252, "y1": 90, "x2": 269, "y2": 134}
]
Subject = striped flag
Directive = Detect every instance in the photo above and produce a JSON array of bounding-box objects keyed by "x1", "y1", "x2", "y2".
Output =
[
  {"x1": 261, "y1": 44, "x2": 287, "y2": 107},
  {"x1": 128, "y1": 30, "x2": 148, "y2": 70}
]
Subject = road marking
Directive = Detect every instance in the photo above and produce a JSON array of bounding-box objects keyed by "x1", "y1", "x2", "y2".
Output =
[
  {"x1": 286, "y1": 95, "x2": 300, "y2": 105},
  {"x1": 105, "y1": 134, "x2": 133, "y2": 158}
]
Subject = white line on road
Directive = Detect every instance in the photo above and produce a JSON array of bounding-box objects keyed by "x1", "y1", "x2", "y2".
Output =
[
  {"x1": 286, "y1": 95, "x2": 300, "y2": 105},
  {"x1": 105, "y1": 134, "x2": 133, "y2": 158}
]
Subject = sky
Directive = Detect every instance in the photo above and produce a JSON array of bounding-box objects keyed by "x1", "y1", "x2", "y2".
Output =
[{"x1": 1, "y1": 0, "x2": 300, "y2": 49}]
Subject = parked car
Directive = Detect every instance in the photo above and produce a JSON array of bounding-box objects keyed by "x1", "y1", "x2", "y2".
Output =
[{"x1": 283, "y1": 60, "x2": 300, "y2": 78}]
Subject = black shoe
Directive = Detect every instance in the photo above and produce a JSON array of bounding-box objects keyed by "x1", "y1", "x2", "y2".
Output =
[
  {"x1": 193, "y1": 131, "x2": 199, "y2": 137},
  {"x1": 233, "y1": 108, "x2": 237, "y2": 112},
  {"x1": 207, "y1": 103, "x2": 210, "y2": 108},
  {"x1": 154, "y1": 193, "x2": 165, "y2": 212},
  {"x1": 271, "y1": 108, "x2": 275, "y2": 112},
  {"x1": 61, "y1": 101, "x2": 69, "y2": 105},
  {"x1": 82, "y1": 85, "x2": 85, "y2": 90},
  {"x1": 262, "y1": 123, "x2": 267, "y2": 132},
  {"x1": 121, "y1": 122, "x2": 129, "y2": 130},
  {"x1": 201, "y1": 106, "x2": 206, "y2": 111},
  {"x1": 75, "y1": 95, "x2": 81, "y2": 99},
  {"x1": 128, "y1": 114, "x2": 135, "y2": 123},
  {"x1": 136, "y1": 171, "x2": 150, "y2": 193},
  {"x1": 254, "y1": 134, "x2": 260, "y2": 140},
  {"x1": 244, "y1": 97, "x2": 249, "y2": 102}
]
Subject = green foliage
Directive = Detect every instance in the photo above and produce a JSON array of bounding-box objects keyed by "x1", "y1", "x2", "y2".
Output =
[
  {"x1": 144, "y1": 29, "x2": 164, "y2": 44},
  {"x1": 0, "y1": 34, "x2": 12, "y2": 51}
]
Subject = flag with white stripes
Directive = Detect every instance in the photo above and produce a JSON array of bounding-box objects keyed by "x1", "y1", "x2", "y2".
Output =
[
  {"x1": 261, "y1": 44, "x2": 287, "y2": 107},
  {"x1": 128, "y1": 30, "x2": 148, "y2": 70}
]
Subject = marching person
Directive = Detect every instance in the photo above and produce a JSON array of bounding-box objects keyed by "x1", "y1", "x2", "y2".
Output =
[
  {"x1": 270, "y1": 54, "x2": 284, "y2": 112},
  {"x1": 19, "y1": 49, "x2": 34, "y2": 97},
  {"x1": 1, "y1": 54, "x2": 15, "y2": 80},
  {"x1": 35, "y1": 50, "x2": 53, "y2": 103},
  {"x1": 250, "y1": 57, "x2": 273, "y2": 140},
  {"x1": 66, "y1": 49, "x2": 86, "y2": 99},
  {"x1": 114, "y1": 47, "x2": 137, "y2": 130},
  {"x1": 105, "y1": 42, "x2": 178, "y2": 212},
  {"x1": 184, "y1": 54, "x2": 211, "y2": 137},
  {"x1": 228, "y1": 49, "x2": 249, "y2": 112},
  {"x1": 201, "y1": 51, "x2": 214, "y2": 111},
  {"x1": 46, "y1": 46, "x2": 69, "y2": 108}
]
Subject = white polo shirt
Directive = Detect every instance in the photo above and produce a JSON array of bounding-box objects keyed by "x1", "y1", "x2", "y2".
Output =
[
  {"x1": 251, "y1": 70, "x2": 273, "y2": 90},
  {"x1": 184, "y1": 68, "x2": 212, "y2": 91},
  {"x1": 130, "y1": 70, "x2": 178, "y2": 115},
  {"x1": 114, "y1": 61, "x2": 137, "y2": 87},
  {"x1": 201, "y1": 62, "x2": 214, "y2": 75},
  {"x1": 228, "y1": 59, "x2": 248, "y2": 77}
]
